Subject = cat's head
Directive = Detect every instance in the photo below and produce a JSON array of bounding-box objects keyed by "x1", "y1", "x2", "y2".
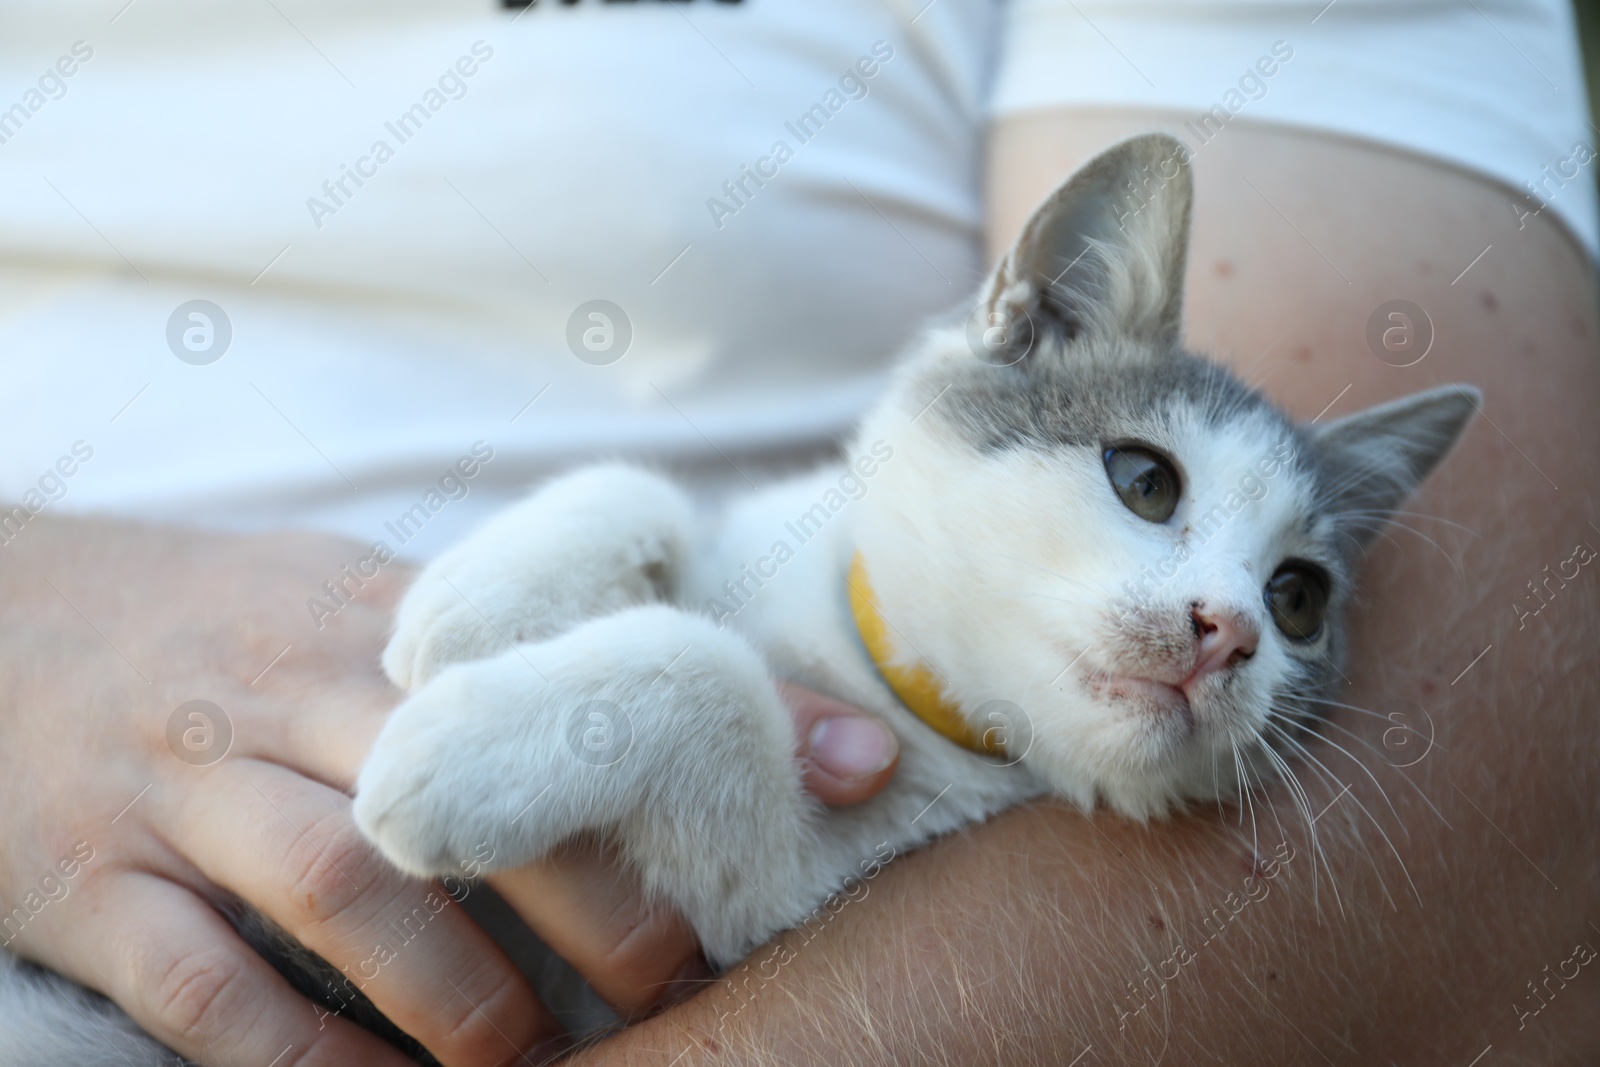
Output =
[{"x1": 850, "y1": 133, "x2": 1478, "y2": 817}]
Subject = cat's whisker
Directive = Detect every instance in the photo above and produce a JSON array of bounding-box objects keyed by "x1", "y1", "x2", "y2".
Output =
[
  {"x1": 1235, "y1": 720, "x2": 1321, "y2": 886},
  {"x1": 1227, "y1": 737, "x2": 1257, "y2": 854},
  {"x1": 1251, "y1": 744, "x2": 1319, "y2": 909},
  {"x1": 1240, "y1": 741, "x2": 1286, "y2": 862},
  {"x1": 1296, "y1": 695, "x2": 1422, "y2": 726},
  {"x1": 1211, "y1": 741, "x2": 1226, "y2": 819},
  {"x1": 1338, "y1": 515, "x2": 1465, "y2": 577},
  {"x1": 1266, "y1": 720, "x2": 1415, "y2": 911},
  {"x1": 1263, "y1": 720, "x2": 1375, "y2": 916},
  {"x1": 1381, "y1": 524, "x2": 1465, "y2": 577},
  {"x1": 1273, "y1": 714, "x2": 1406, "y2": 833},
  {"x1": 1239, "y1": 741, "x2": 1263, "y2": 859},
  {"x1": 1256, "y1": 732, "x2": 1316, "y2": 843},
  {"x1": 1315, "y1": 718, "x2": 1451, "y2": 829},
  {"x1": 1274, "y1": 718, "x2": 1412, "y2": 914},
  {"x1": 1260, "y1": 713, "x2": 1414, "y2": 908},
  {"x1": 1332, "y1": 517, "x2": 1406, "y2": 555},
  {"x1": 1252, "y1": 727, "x2": 1329, "y2": 901},
  {"x1": 1340, "y1": 507, "x2": 1481, "y2": 539},
  {"x1": 1255, "y1": 738, "x2": 1324, "y2": 899},
  {"x1": 1226, "y1": 738, "x2": 1242, "y2": 821},
  {"x1": 1293, "y1": 701, "x2": 1452, "y2": 826},
  {"x1": 1299, "y1": 703, "x2": 1420, "y2": 746},
  {"x1": 1291, "y1": 697, "x2": 1446, "y2": 758},
  {"x1": 1332, "y1": 527, "x2": 1371, "y2": 555},
  {"x1": 1251, "y1": 749, "x2": 1291, "y2": 836}
]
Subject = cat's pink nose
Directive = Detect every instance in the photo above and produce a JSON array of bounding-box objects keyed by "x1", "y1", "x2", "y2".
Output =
[{"x1": 1187, "y1": 606, "x2": 1259, "y2": 683}]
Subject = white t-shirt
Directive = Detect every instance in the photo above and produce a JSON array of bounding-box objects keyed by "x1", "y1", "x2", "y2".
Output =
[
  {"x1": 0, "y1": 0, "x2": 999, "y2": 556},
  {"x1": 992, "y1": 0, "x2": 1598, "y2": 256},
  {"x1": 0, "y1": 0, "x2": 1591, "y2": 559}
]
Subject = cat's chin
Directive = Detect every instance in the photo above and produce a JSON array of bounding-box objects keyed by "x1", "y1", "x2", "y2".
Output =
[{"x1": 1083, "y1": 671, "x2": 1194, "y2": 736}]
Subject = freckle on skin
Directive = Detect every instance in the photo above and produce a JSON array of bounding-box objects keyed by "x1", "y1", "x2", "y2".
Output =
[
  {"x1": 1214, "y1": 260, "x2": 1234, "y2": 278},
  {"x1": 1420, "y1": 679, "x2": 1436, "y2": 695},
  {"x1": 1148, "y1": 914, "x2": 1165, "y2": 931},
  {"x1": 1293, "y1": 345, "x2": 1312, "y2": 363},
  {"x1": 1480, "y1": 291, "x2": 1498, "y2": 313}
]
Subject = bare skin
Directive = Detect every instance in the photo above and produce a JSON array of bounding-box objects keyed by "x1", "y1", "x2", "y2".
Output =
[
  {"x1": 0, "y1": 519, "x2": 898, "y2": 1066},
  {"x1": 560, "y1": 116, "x2": 1600, "y2": 1063}
]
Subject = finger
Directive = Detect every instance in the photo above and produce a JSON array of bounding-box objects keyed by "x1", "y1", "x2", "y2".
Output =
[
  {"x1": 489, "y1": 839, "x2": 706, "y2": 1018},
  {"x1": 780, "y1": 683, "x2": 899, "y2": 806},
  {"x1": 229, "y1": 667, "x2": 394, "y2": 793},
  {"x1": 52, "y1": 870, "x2": 413, "y2": 1067},
  {"x1": 162, "y1": 759, "x2": 561, "y2": 1067}
]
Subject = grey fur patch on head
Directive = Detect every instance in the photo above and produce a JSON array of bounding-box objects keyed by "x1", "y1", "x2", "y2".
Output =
[{"x1": 928, "y1": 338, "x2": 1283, "y2": 456}]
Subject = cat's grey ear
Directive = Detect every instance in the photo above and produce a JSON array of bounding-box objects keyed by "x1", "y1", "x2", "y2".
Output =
[
  {"x1": 985, "y1": 132, "x2": 1193, "y2": 352},
  {"x1": 1308, "y1": 385, "x2": 1480, "y2": 542}
]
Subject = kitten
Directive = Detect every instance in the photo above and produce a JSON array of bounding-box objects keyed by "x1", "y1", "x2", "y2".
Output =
[
  {"x1": 0, "y1": 133, "x2": 1478, "y2": 1064},
  {"x1": 357, "y1": 135, "x2": 1477, "y2": 969}
]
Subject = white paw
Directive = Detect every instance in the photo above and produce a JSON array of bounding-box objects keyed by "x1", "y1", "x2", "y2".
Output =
[
  {"x1": 353, "y1": 659, "x2": 546, "y2": 878},
  {"x1": 356, "y1": 604, "x2": 814, "y2": 965},
  {"x1": 382, "y1": 464, "x2": 695, "y2": 691}
]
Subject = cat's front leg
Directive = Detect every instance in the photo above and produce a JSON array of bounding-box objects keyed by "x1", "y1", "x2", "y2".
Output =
[
  {"x1": 382, "y1": 464, "x2": 696, "y2": 690},
  {"x1": 354, "y1": 604, "x2": 816, "y2": 966}
]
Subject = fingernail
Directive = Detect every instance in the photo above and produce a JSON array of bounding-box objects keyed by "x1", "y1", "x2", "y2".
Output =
[
  {"x1": 525, "y1": 1036, "x2": 572, "y2": 1065},
  {"x1": 660, "y1": 955, "x2": 712, "y2": 1008},
  {"x1": 808, "y1": 716, "x2": 897, "y2": 780}
]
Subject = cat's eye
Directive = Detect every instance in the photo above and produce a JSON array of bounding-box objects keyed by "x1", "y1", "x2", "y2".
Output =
[
  {"x1": 1266, "y1": 563, "x2": 1329, "y2": 642},
  {"x1": 1103, "y1": 446, "x2": 1180, "y2": 523}
]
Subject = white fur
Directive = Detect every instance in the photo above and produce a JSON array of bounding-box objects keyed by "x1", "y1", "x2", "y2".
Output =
[
  {"x1": 381, "y1": 464, "x2": 696, "y2": 691},
  {"x1": 0, "y1": 953, "x2": 175, "y2": 1067}
]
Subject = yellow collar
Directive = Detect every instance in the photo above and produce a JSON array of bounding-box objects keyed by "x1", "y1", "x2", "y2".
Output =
[{"x1": 847, "y1": 552, "x2": 1006, "y2": 759}]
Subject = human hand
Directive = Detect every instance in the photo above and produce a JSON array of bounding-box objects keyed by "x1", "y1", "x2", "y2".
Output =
[{"x1": 0, "y1": 518, "x2": 898, "y2": 1066}]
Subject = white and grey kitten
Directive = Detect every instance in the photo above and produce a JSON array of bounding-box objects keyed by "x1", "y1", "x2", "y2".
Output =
[{"x1": 0, "y1": 134, "x2": 1478, "y2": 1064}]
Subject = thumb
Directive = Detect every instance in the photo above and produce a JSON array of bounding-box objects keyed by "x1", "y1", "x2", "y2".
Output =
[{"x1": 779, "y1": 683, "x2": 899, "y2": 806}]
